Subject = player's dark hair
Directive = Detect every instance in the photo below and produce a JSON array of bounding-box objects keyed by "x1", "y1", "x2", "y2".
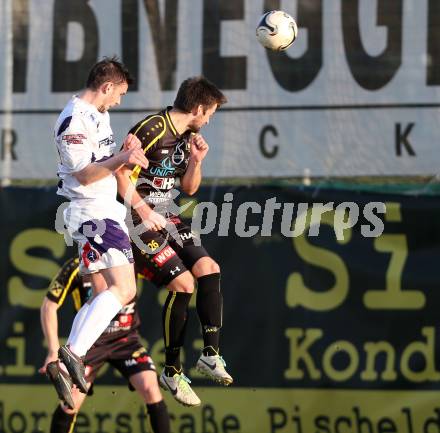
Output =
[
  {"x1": 173, "y1": 76, "x2": 227, "y2": 113},
  {"x1": 86, "y1": 56, "x2": 134, "y2": 90}
]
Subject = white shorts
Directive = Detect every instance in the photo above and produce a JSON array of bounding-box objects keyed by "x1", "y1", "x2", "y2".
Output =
[{"x1": 64, "y1": 202, "x2": 134, "y2": 274}]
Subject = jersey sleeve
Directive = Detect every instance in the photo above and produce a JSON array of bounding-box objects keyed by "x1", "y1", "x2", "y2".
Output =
[
  {"x1": 129, "y1": 115, "x2": 167, "y2": 156},
  {"x1": 46, "y1": 258, "x2": 82, "y2": 306},
  {"x1": 56, "y1": 115, "x2": 93, "y2": 172}
]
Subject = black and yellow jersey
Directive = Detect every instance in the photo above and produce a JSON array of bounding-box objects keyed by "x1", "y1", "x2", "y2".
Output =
[
  {"x1": 46, "y1": 257, "x2": 141, "y2": 344},
  {"x1": 128, "y1": 107, "x2": 192, "y2": 217},
  {"x1": 46, "y1": 257, "x2": 89, "y2": 311}
]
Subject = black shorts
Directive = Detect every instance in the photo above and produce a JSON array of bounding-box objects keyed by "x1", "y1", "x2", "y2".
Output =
[
  {"x1": 84, "y1": 330, "x2": 155, "y2": 382},
  {"x1": 132, "y1": 217, "x2": 209, "y2": 286}
]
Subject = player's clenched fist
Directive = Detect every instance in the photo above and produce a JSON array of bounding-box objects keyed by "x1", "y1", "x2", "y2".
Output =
[{"x1": 190, "y1": 133, "x2": 209, "y2": 162}]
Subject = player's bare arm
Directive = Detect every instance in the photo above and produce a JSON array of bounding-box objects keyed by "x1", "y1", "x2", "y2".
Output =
[
  {"x1": 74, "y1": 135, "x2": 148, "y2": 186},
  {"x1": 180, "y1": 133, "x2": 209, "y2": 195},
  {"x1": 39, "y1": 297, "x2": 61, "y2": 373}
]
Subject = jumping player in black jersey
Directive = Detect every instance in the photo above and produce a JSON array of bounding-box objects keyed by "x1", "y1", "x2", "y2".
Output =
[
  {"x1": 40, "y1": 258, "x2": 170, "y2": 433},
  {"x1": 116, "y1": 76, "x2": 231, "y2": 407}
]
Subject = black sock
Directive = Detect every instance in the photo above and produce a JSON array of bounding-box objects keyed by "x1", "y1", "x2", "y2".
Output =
[
  {"x1": 196, "y1": 273, "x2": 222, "y2": 355},
  {"x1": 162, "y1": 291, "x2": 192, "y2": 373},
  {"x1": 50, "y1": 404, "x2": 76, "y2": 433},
  {"x1": 147, "y1": 400, "x2": 170, "y2": 433}
]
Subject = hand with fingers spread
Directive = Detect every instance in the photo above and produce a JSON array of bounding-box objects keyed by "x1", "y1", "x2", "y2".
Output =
[{"x1": 190, "y1": 133, "x2": 209, "y2": 163}]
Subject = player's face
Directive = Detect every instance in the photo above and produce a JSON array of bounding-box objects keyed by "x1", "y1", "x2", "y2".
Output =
[
  {"x1": 189, "y1": 104, "x2": 217, "y2": 132},
  {"x1": 99, "y1": 82, "x2": 128, "y2": 112}
]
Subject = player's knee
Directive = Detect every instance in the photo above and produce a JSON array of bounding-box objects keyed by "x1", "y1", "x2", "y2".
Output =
[
  {"x1": 143, "y1": 386, "x2": 157, "y2": 402},
  {"x1": 209, "y1": 260, "x2": 220, "y2": 274},
  {"x1": 140, "y1": 383, "x2": 162, "y2": 403},
  {"x1": 180, "y1": 278, "x2": 195, "y2": 293},
  {"x1": 193, "y1": 257, "x2": 220, "y2": 276},
  {"x1": 169, "y1": 271, "x2": 195, "y2": 293},
  {"x1": 179, "y1": 285, "x2": 193, "y2": 293}
]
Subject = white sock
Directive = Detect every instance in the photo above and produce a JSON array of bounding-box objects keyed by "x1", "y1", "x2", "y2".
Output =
[
  {"x1": 66, "y1": 303, "x2": 90, "y2": 346},
  {"x1": 68, "y1": 290, "x2": 122, "y2": 357}
]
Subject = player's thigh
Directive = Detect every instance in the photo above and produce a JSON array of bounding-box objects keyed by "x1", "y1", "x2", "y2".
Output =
[
  {"x1": 88, "y1": 272, "x2": 107, "y2": 296},
  {"x1": 99, "y1": 263, "x2": 137, "y2": 302},
  {"x1": 99, "y1": 263, "x2": 137, "y2": 288},
  {"x1": 109, "y1": 336, "x2": 161, "y2": 402},
  {"x1": 170, "y1": 220, "x2": 212, "y2": 273}
]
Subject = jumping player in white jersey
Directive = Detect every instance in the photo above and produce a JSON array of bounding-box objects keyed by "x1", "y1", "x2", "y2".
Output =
[{"x1": 51, "y1": 56, "x2": 149, "y2": 408}]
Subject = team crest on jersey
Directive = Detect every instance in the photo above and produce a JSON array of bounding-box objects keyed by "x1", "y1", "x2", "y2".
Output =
[
  {"x1": 81, "y1": 242, "x2": 101, "y2": 268},
  {"x1": 172, "y1": 141, "x2": 185, "y2": 165}
]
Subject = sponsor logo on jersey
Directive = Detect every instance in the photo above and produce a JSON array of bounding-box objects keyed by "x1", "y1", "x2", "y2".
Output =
[
  {"x1": 104, "y1": 318, "x2": 132, "y2": 333},
  {"x1": 179, "y1": 232, "x2": 194, "y2": 241},
  {"x1": 149, "y1": 157, "x2": 175, "y2": 176},
  {"x1": 153, "y1": 177, "x2": 175, "y2": 190},
  {"x1": 62, "y1": 134, "x2": 86, "y2": 145},
  {"x1": 98, "y1": 135, "x2": 114, "y2": 147},
  {"x1": 153, "y1": 245, "x2": 176, "y2": 266},
  {"x1": 123, "y1": 248, "x2": 134, "y2": 260},
  {"x1": 170, "y1": 266, "x2": 181, "y2": 276},
  {"x1": 146, "y1": 190, "x2": 172, "y2": 204}
]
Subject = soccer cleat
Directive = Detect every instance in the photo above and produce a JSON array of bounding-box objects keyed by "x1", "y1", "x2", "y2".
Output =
[
  {"x1": 159, "y1": 370, "x2": 201, "y2": 407},
  {"x1": 58, "y1": 345, "x2": 88, "y2": 394},
  {"x1": 196, "y1": 353, "x2": 233, "y2": 385},
  {"x1": 46, "y1": 361, "x2": 75, "y2": 410}
]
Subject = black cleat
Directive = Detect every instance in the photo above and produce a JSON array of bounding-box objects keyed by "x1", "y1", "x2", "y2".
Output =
[
  {"x1": 46, "y1": 361, "x2": 75, "y2": 410},
  {"x1": 58, "y1": 345, "x2": 88, "y2": 394}
]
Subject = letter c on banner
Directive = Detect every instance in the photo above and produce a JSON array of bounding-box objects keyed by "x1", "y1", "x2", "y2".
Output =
[{"x1": 259, "y1": 125, "x2": 279, "y2": 158}]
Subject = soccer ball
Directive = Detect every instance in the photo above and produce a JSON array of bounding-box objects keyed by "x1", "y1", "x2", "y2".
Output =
[{"x1": 256, "y1": 10, "x2": 298, "y2": 51}]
